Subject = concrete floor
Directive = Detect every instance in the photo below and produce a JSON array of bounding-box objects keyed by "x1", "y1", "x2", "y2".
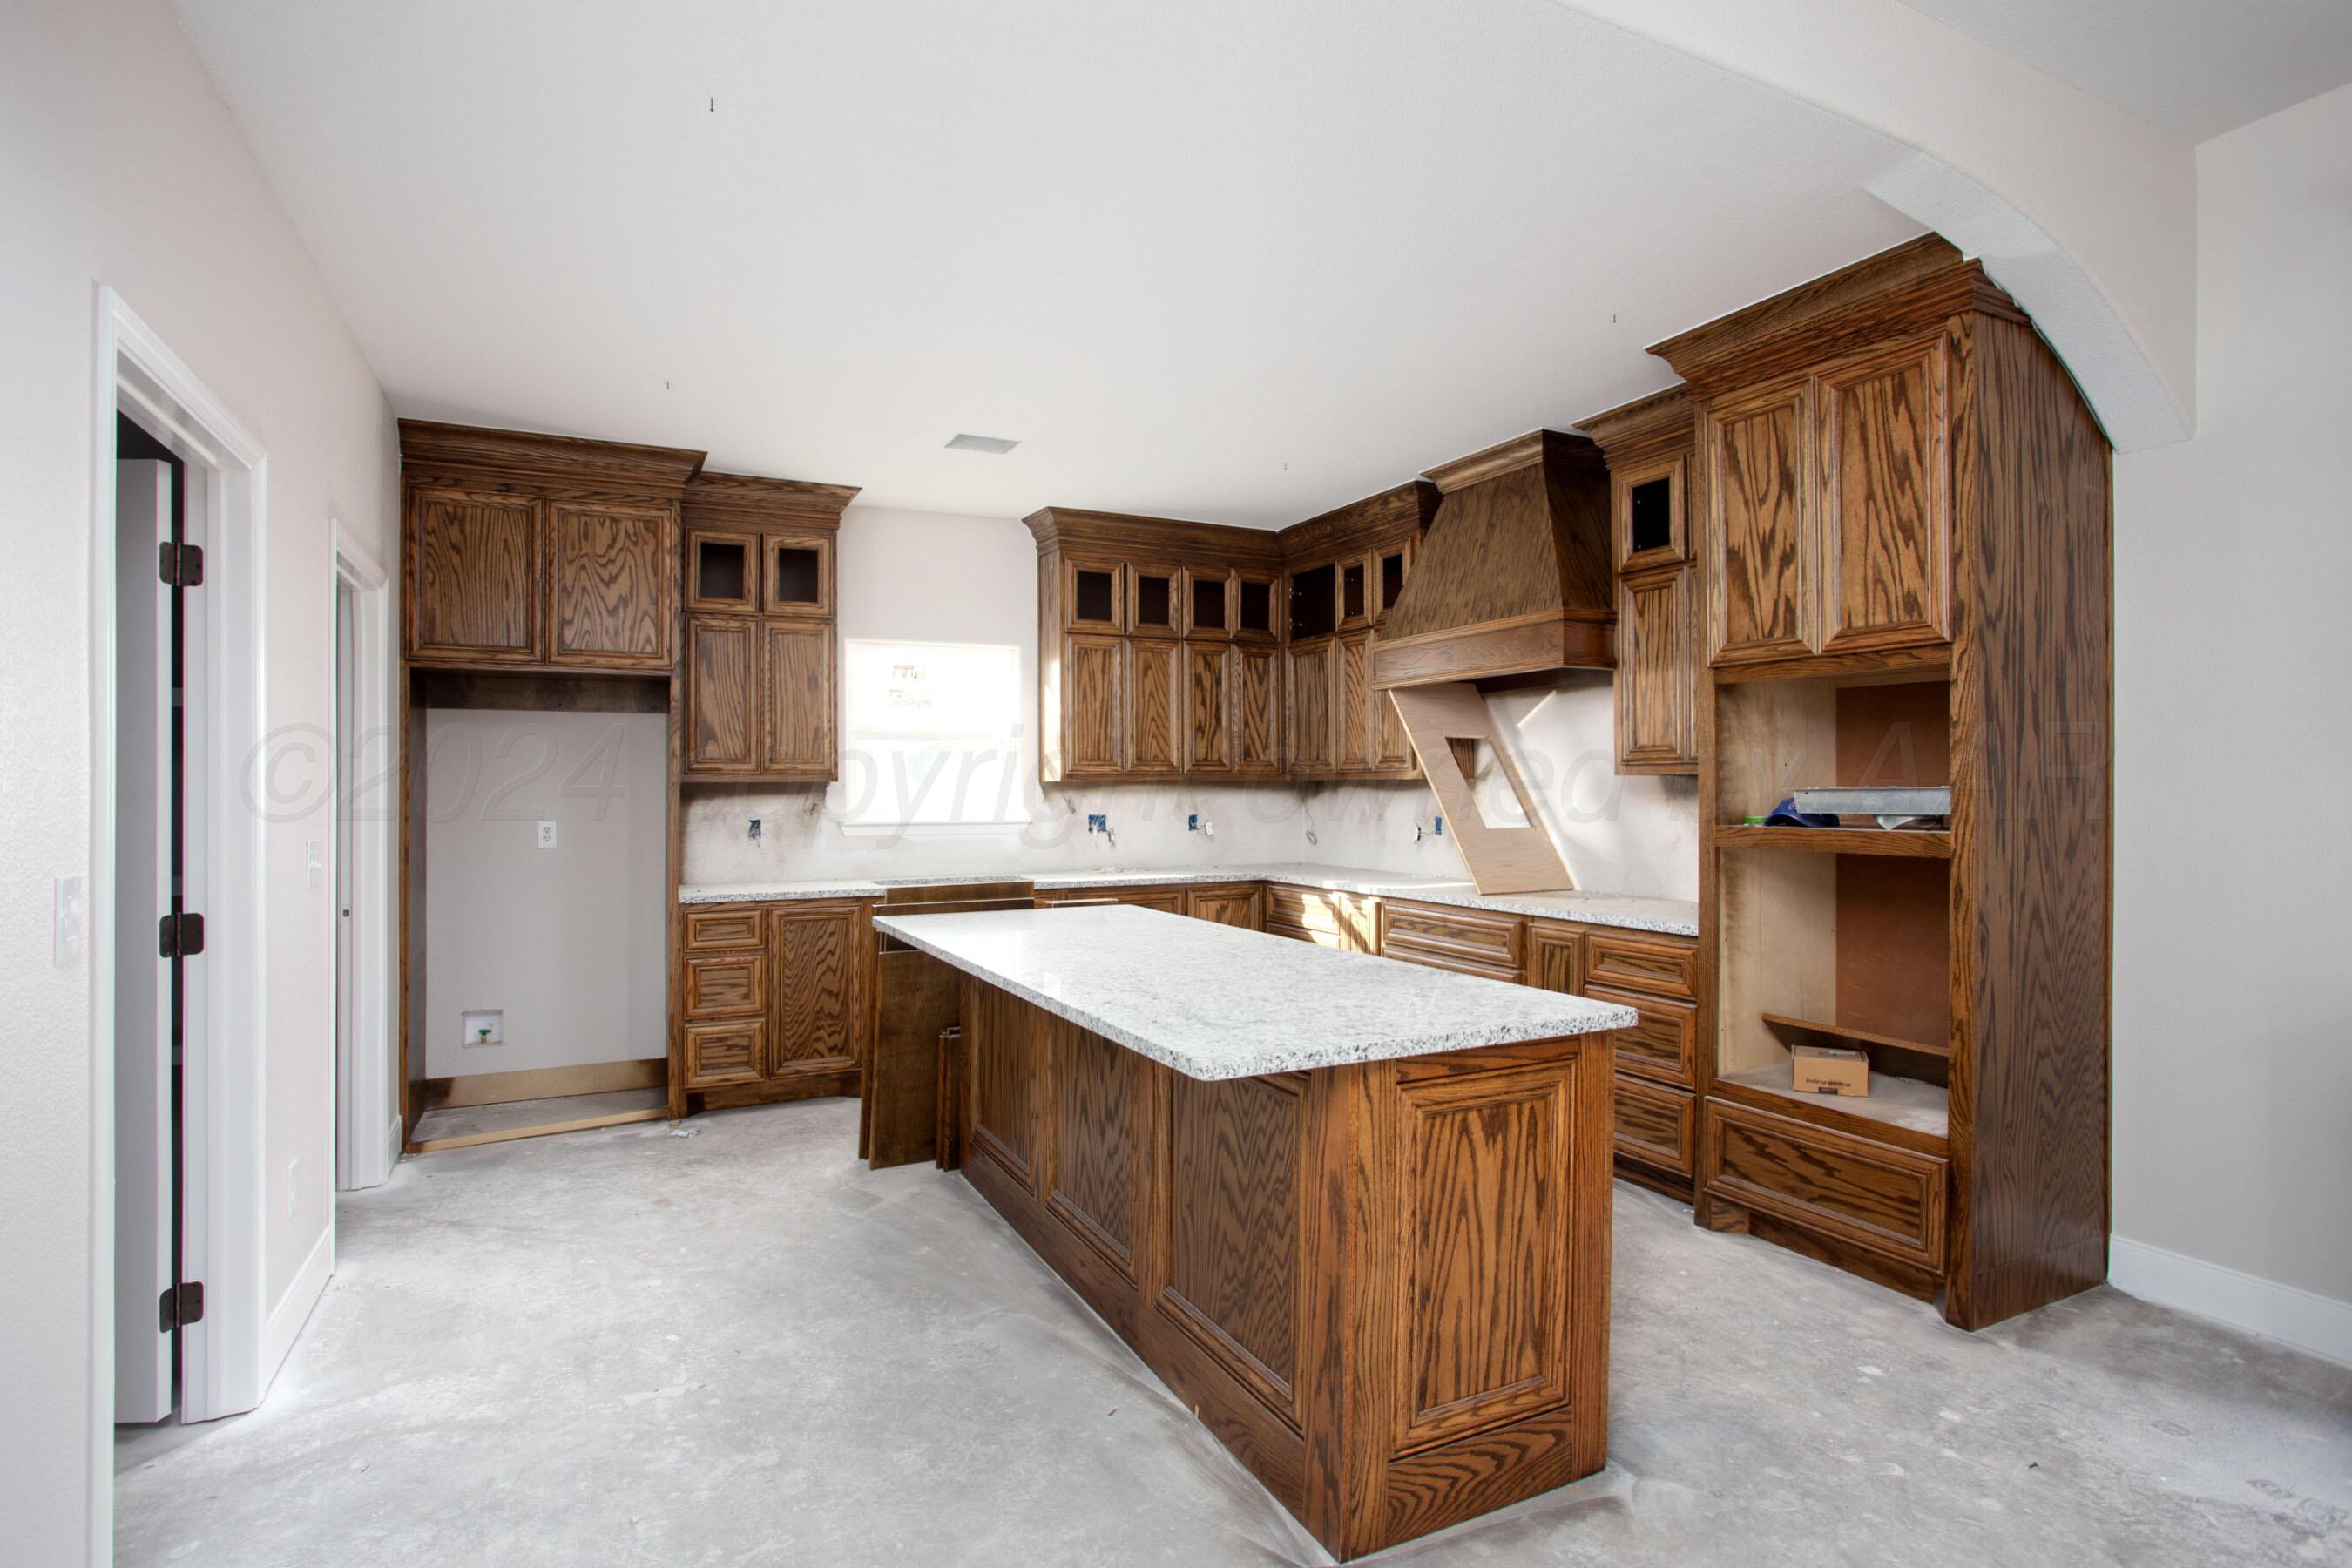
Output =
[{"x1": 117, "y1": 1099, "x2": 2352, "y2": 1567}]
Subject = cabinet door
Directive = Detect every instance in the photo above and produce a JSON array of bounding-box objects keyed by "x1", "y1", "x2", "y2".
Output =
[
  {"x1": 1338, "y1": 555, "x2": 1373, "y2": 629},
  {"x1": 1817, "y1": 337, "x2": 1951, "y2": 654},
  {"x1": 1287, "y1": 641, "x2": 1334, "y2": 774},
  {"x1": 1128, "y1": 639, "x2": 1181, "y2": 773},
  {"x1": 685, "y1": 527, "x2": 759, "y2": 614},
  {"x1": 683, "y1": 1019, "x2": 764, "y2": 1089},
  {"x1": 1234, "y1": 644, "x2": 1282, "y2": 774},
  {"x1": 1064, "y1": 558, "x2": 1125, "y2": 632},
  {"x1": 685, "y1": 616, "x2": 758, "y2": 774},
  {"x1": 1703, "y1": 377, "x2": 1815, "y2": 666},
  {"x1": 1061, "y1": 633, "x2": 1125, "y2": 775},
  {"x1": 1185, "y1": 884, "x2": 1263, "y2": 929},
  {"x1": 549, "y1": 503, "x2": 674, "y2": 669},
  {"x1": 1185, "y1": 568, "x2": 1233, "y2": 640},
  {"x1": 760, "y1": 621, "x2": 835, "y2": 775},
  {"x1": 768, "y1": 904, "x2": 863, "y2": 1075},
  {"x1": 1129, "y1": 562, "x2": 1180, "y2": 639},
  {"x1": 1233, "y1": 572, "x2": 1280, "y2": 642},
  {"x1": 1334, "y1": 629, "x2": 1375, "y2": 771},
  {"x1": 1185, "y1": 643, "x2": 1233, "y2": 774},
  {"x1": 762, "y1": 531, "x2": 834, "y2": 619},
  {"x1": 1375, "y1": 688, "x2": 1413, "y2": 773},
  {"x1": 408, "y1": 487, "x2": 542, "y2": 664},
  {"x1": 1523, "y1": 922, "x2": 1585, "y2": 994},
  {"x1": 1615, "y1": 567, "x2": 1696, "y2": 773}
]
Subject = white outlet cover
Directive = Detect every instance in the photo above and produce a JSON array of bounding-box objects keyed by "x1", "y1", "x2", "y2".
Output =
[
  {"x1": 537, "y1": 819, "x2": 558, "y2": 848},
  {"x1": 461, "y1": 1008, "x2": 504, "y2": 1046}
]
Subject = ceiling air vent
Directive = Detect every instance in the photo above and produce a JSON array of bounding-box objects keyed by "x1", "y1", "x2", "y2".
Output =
[{"x1": 945, "y1": 433, "x2": 1020, "y2": 455}]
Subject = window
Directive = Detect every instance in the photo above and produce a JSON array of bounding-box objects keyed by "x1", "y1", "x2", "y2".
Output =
[{"x1": 839, "y1": 639, "x2": 1025, "y2": 830}]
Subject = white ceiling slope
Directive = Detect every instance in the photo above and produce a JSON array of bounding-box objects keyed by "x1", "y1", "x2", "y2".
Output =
[
  {"x1": 173, "y1": 0, "x2": 1936, "y2": 524},
  {"x1": 1898, "y1": 0, "x2": 2352, "y2": 140}
]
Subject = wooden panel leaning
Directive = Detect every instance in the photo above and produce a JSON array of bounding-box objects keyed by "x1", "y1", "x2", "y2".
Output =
[{"x1": 954, "y1": 980, "x2": 1612, "y2": 1560}]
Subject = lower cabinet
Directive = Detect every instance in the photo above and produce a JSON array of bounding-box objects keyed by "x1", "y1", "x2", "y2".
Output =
[
  {"x1": 677, "y1": 897, "x2": 869, "y2": 1107},
  {"x1": 1265, "y1": 883, "x2": 1378, "y2": 951},
  {"x1": 1699, "y1": 1098, "x2": 1948, "y2": 1281},
  {"x1": 1521, "y1": 916, "x2": 1703, "y2": 1193},
  {"x1": 1184, "y1": 882, "x2": 1264, "y2": 930}
]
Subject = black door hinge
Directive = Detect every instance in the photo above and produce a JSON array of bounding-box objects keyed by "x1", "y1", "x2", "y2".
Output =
[
  {"x1": 159, "y1": 911, "x2": 205, "y2": 959},
  {"x1": 159, "y1": 1281, "x2": 204, "y2": 1332},
  {"x1": 159, "y1": 541, "x2": 205, "y2": 588}
]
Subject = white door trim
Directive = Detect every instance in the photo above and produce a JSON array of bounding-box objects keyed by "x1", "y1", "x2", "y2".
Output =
[
  {"x1": 334, "y1": 521, "x2": 398, "y2": 1189},
  {"x1": 90, "y1": 287, "x2": 273, "y2": 1562}
]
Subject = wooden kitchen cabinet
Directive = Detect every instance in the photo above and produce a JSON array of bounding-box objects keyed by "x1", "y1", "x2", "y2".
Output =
[
  {"x1": 1286, "y1": 639, "x2": 1334, "y2": 773},
  {"x1": 674, "y1": 898, "x2": 870, "y2": 1109},
  {"x1": 1700, "y1": 375, "x2": 1815, "y2": 668},
  {"x1": 1184, "y1": 643, "x2": 1233, "y2": 774},
  {"x1": 1582, "y1": 386, "x2": 1700, "y2": 774},
  {"x1": 1127, "y1": 638, "x2": 1182, "y2": 772},
  {"x1": 400, "y1": 423, "x2": 703, "y2": 674},
  {"x1": 679, "y1": 471, "x2": 860, "y2": 784},
  {"x1": 1184, "y1": 882, "x2": 1264, "y2": 929},
  {"x1": 1234, "y1": 645, "x2": 1283, "y2": 775},
  {"x1": 1060, "y1": 632, "x2": 1126, "y2": 776},
  {"x1": 1333, "y1": 629, "x2": 1375, "y2": 771}
]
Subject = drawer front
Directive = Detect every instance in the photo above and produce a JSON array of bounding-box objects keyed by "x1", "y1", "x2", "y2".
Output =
[
  {"x1": 1589, "y1": 985, "x2": 1696, "y2": 1088},
  {"x1": 1613, "y1": 1076, "x2": 1693, "y2": 1176},
  {"x1": 1267, "y1": 885, "x2": 1375, "y2": 951},
  {"x1": 683, "y1": 907, "x2": 765, "y2": 951},
  {"x1": 683, "y1": 951, "x2": 765, "y2": 1019},
  {"x1": 684, "y1": 1019, "x2": 764, "y2": 1087},
  {"x1": 1585, "y1": 933, "x2": 1696, "y2": 1001},
  {"x1": 1382, "y1": 900, "x2": 1523, "y2": 977},
  {"x1": 1701, "y1": 1099, "x2": 1947, "y2": 1271}
]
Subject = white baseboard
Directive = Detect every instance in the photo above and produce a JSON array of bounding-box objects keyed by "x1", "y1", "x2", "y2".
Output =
[
  {"x1": 2110, "y1": 1236, "x2": 2352, "y2": 1368},
  {"x1": 260, "y1": 1225, "x2": 335, "y2": 1395}
]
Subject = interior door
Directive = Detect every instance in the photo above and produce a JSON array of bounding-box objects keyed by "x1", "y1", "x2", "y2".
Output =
[{"x1": 114, "y1": 456, "x2": 174, "y2": 1422}]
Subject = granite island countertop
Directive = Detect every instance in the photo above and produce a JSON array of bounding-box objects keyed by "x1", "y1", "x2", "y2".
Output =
[
  {"x1": 681, "y1": 861, "x2": 1698, "y2": 936},
  {"x1": 871, "y1": 903, "x2": 1639, "y2": 1080}
]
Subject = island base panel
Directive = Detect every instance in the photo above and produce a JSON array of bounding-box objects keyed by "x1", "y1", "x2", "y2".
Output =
[{"x1": 956, "y1": 978, "x2": 1612, "y2": 1560}]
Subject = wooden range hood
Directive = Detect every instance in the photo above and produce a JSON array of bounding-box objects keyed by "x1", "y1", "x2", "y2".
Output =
[
  {"x1": 1369, "y1": 429, "x2": 1614, "y2": 896},
  {"x1": 1369, "y1": 429, "x2": 1614, "y2": 690}
]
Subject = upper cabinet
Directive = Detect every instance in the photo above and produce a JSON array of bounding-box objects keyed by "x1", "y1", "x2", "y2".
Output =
[
  {"x1": 1582, "y1": 389, "x2": 1700, "y2": 775},
  {"x1": 679, "y1": 471, "x2": 861, "y2": 784},
  {"x1": 400, "y1": 423, "x2": 703, "y2": 674},
  {"x1": 1279, "y1": 482, "x2": 1440, "y2": 783},
  {"x1": 1653, "y1": 240, "x2": 1968, "y2": 674}
]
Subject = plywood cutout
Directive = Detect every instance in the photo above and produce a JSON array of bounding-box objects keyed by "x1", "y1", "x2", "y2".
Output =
[{"x1": 1388, "y1": 682, "x2": 1575, "y2": 896}]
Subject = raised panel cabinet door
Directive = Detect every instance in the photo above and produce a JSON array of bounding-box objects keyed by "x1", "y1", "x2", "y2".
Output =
[
  {"x1": 1184, "y1": 884, "x2": 1263, "y2": 929},
  {"x1": 1044, "y1": 1020, "x2": 1148, "y2": 1279},
  {"x1": 408, "y1": 487, "x2": 542, "y2": 664},
  {"x1": 1233, "y1": 644, "x2": 1283, "y2": 774},
  {"x1": 1614, "y1": 567, "x2": 1696, "y2": 773},
  {"x1": 760, "y1": 621, "x2": 836, "y2": 776},
  {"x1": 684, "y1": 526, "x2": 759, "y2": 614},
  {"x1": 768, "y1": 904, "x2": 863, "y2": 1073},
  {"x1": 1184, "y1": 642, "x2": 1233, "y2": 774},
  {"x1": 1287, "y1": 640, "x2": 1334, "y2": 774},
  {"x1": 1128, "y1": 638, "x2": 1181, "y2": 773},
  {"x1": 684, "y1": 616, "x2": 758, "y2": 774},
  {"x1": 1064, "y1": 557, "x2": 1126, "y2": 632},
  {"x1": 683, "y1": 1019, "x2": 764, "y2": 1088},
  {"x1": 1523, "y1": 922, "x2": 1585, "y2": 995},
  {"x1": 1334, "y1": 629, "x2": 1375, "y2": 771},
  {"x1": 1702, "y1": 377, "x2": 1815, "y2": 666},
  {"x1": 1375, "y1": 688, "x2": 1413, "y2": 773},
  {"x1": 1816, "y1": 336, "x2": 1952, "y2": 653},
  {"x1": 550, "y1": 502, "x2": 675, "y2": 669},
  {"x1": 1062, "y1": 633, "x2": 1125, "y2": 775},
  {"x1": 762, "y1": 531, "x2": 835, "y2": 618}
]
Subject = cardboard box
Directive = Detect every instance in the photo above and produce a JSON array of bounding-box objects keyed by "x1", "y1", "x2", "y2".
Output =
[{"x1": 1790, "y1": 1044, "x2": 1869, "y2": 1096}]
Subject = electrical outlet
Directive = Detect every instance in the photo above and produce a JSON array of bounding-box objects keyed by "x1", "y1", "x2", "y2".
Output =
[
  {"x1": 461, "y1": 1008, "x2": 504, "y2": 1047},
  {"x1": 1186, "y1": 814, "x2": 1199, "y2": 832},
  {"x1": 747, "y1": 818, "x2": 762, "y2": 841},
  {"x1": 53, "y1": 875, "x2": 87, "y2": 967},
  {"x1": 1087, "y1": 814, "x2": 1108, "y2": 834},
  {"x1": 1433, "y1": 815, "x2": 1444, "y2": 836},
  {"x1": 537, "y1": 819, "x2": 558, "y2": 849}
]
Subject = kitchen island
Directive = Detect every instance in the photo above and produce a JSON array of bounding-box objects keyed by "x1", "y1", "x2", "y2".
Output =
[{"x1": 872, "y1": 903, "x2": 1636, "y2": 1560}]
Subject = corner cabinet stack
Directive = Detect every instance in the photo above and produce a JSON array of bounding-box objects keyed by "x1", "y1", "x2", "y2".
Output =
[
  {"x1": 395, "y1": 419, "x2": 863, "y2": 1145},
  {"x1": 1651, "y1": 236, "x2": 2113, "y2": 1328}
]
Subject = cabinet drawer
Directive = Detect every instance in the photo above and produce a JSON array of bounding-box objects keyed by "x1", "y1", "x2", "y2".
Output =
[
  {"x1": 684, "y1": 1019, "x2": 764, "y2": 1087},
  {"x1": 1589, "y1": 985, "x2": 1696, "y2": 1088},
  {"x1": 1614, "y1": 1076, "x2": 1693, "y2": 1176},
  {"x1": 1267, "y1": 884, "x2": 1377, "y2": 951},
  {"x1": 1701, "y1": 1099, "x2": 1947, "y2": 1272},
  {"x1": 1585, "y1": 933, "x2": 1695, "y2": 1001},
  {"x1": 683, "y1": 907, "x2": 765, "y2": 951},
  {"x1": 1382, "y1": 900, "x2": 1523, "y2": 979},
  {"x1": 683, "y1": 951, "x2": 765, "y2": 1019}
]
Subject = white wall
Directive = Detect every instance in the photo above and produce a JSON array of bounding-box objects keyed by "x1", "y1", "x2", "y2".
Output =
[
  {"x1": 423, "y1": 710, "x2": 667, "y2": 1076},
  {"x1": 2109, "y1": 80, "x2": 2352, "y2": 1362},
  {"x1": 681, "y1": 505, "x2": 1698, "y2": 895},
  {"x1": 0, "y1": 0, "x2": 395, "y2": 1558}
]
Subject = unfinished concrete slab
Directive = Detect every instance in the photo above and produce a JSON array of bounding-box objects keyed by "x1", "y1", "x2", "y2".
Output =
[{"x1": 114, "y1": 1099, "x2": 2352, "y2": 1566}]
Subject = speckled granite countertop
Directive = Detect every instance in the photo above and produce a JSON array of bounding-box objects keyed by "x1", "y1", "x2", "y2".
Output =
[
  {"x1": 680, "y1": 862, "x2": 1698, "y2": 936},
  {"x1": 871, "y1": 905, "x2": 1638, "y2": 1080}
]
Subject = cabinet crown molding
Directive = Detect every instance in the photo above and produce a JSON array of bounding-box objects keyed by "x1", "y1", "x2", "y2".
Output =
[
  {"x1": 684, "y1": 470, "x2": 862, "y2": 530},
  {"x1": 1274, "y1": 479, "x2": 1439, "y2": 559},
  {"x1": 396, "y1": 418, "x2": 707, "y2": 497},
  {"x1": 1646, "y1": 235, "x2": 2024, "y2": 392},
  {"x1": 1024, "y1": 506, "x2": 1286, "y2": 564},
  {"x1": 1577, "y1": 387, "x2": 1693, "y2": 463},
  {"x1": 1419, "y1": 429, "x2": 1603, "y2": 495}
]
